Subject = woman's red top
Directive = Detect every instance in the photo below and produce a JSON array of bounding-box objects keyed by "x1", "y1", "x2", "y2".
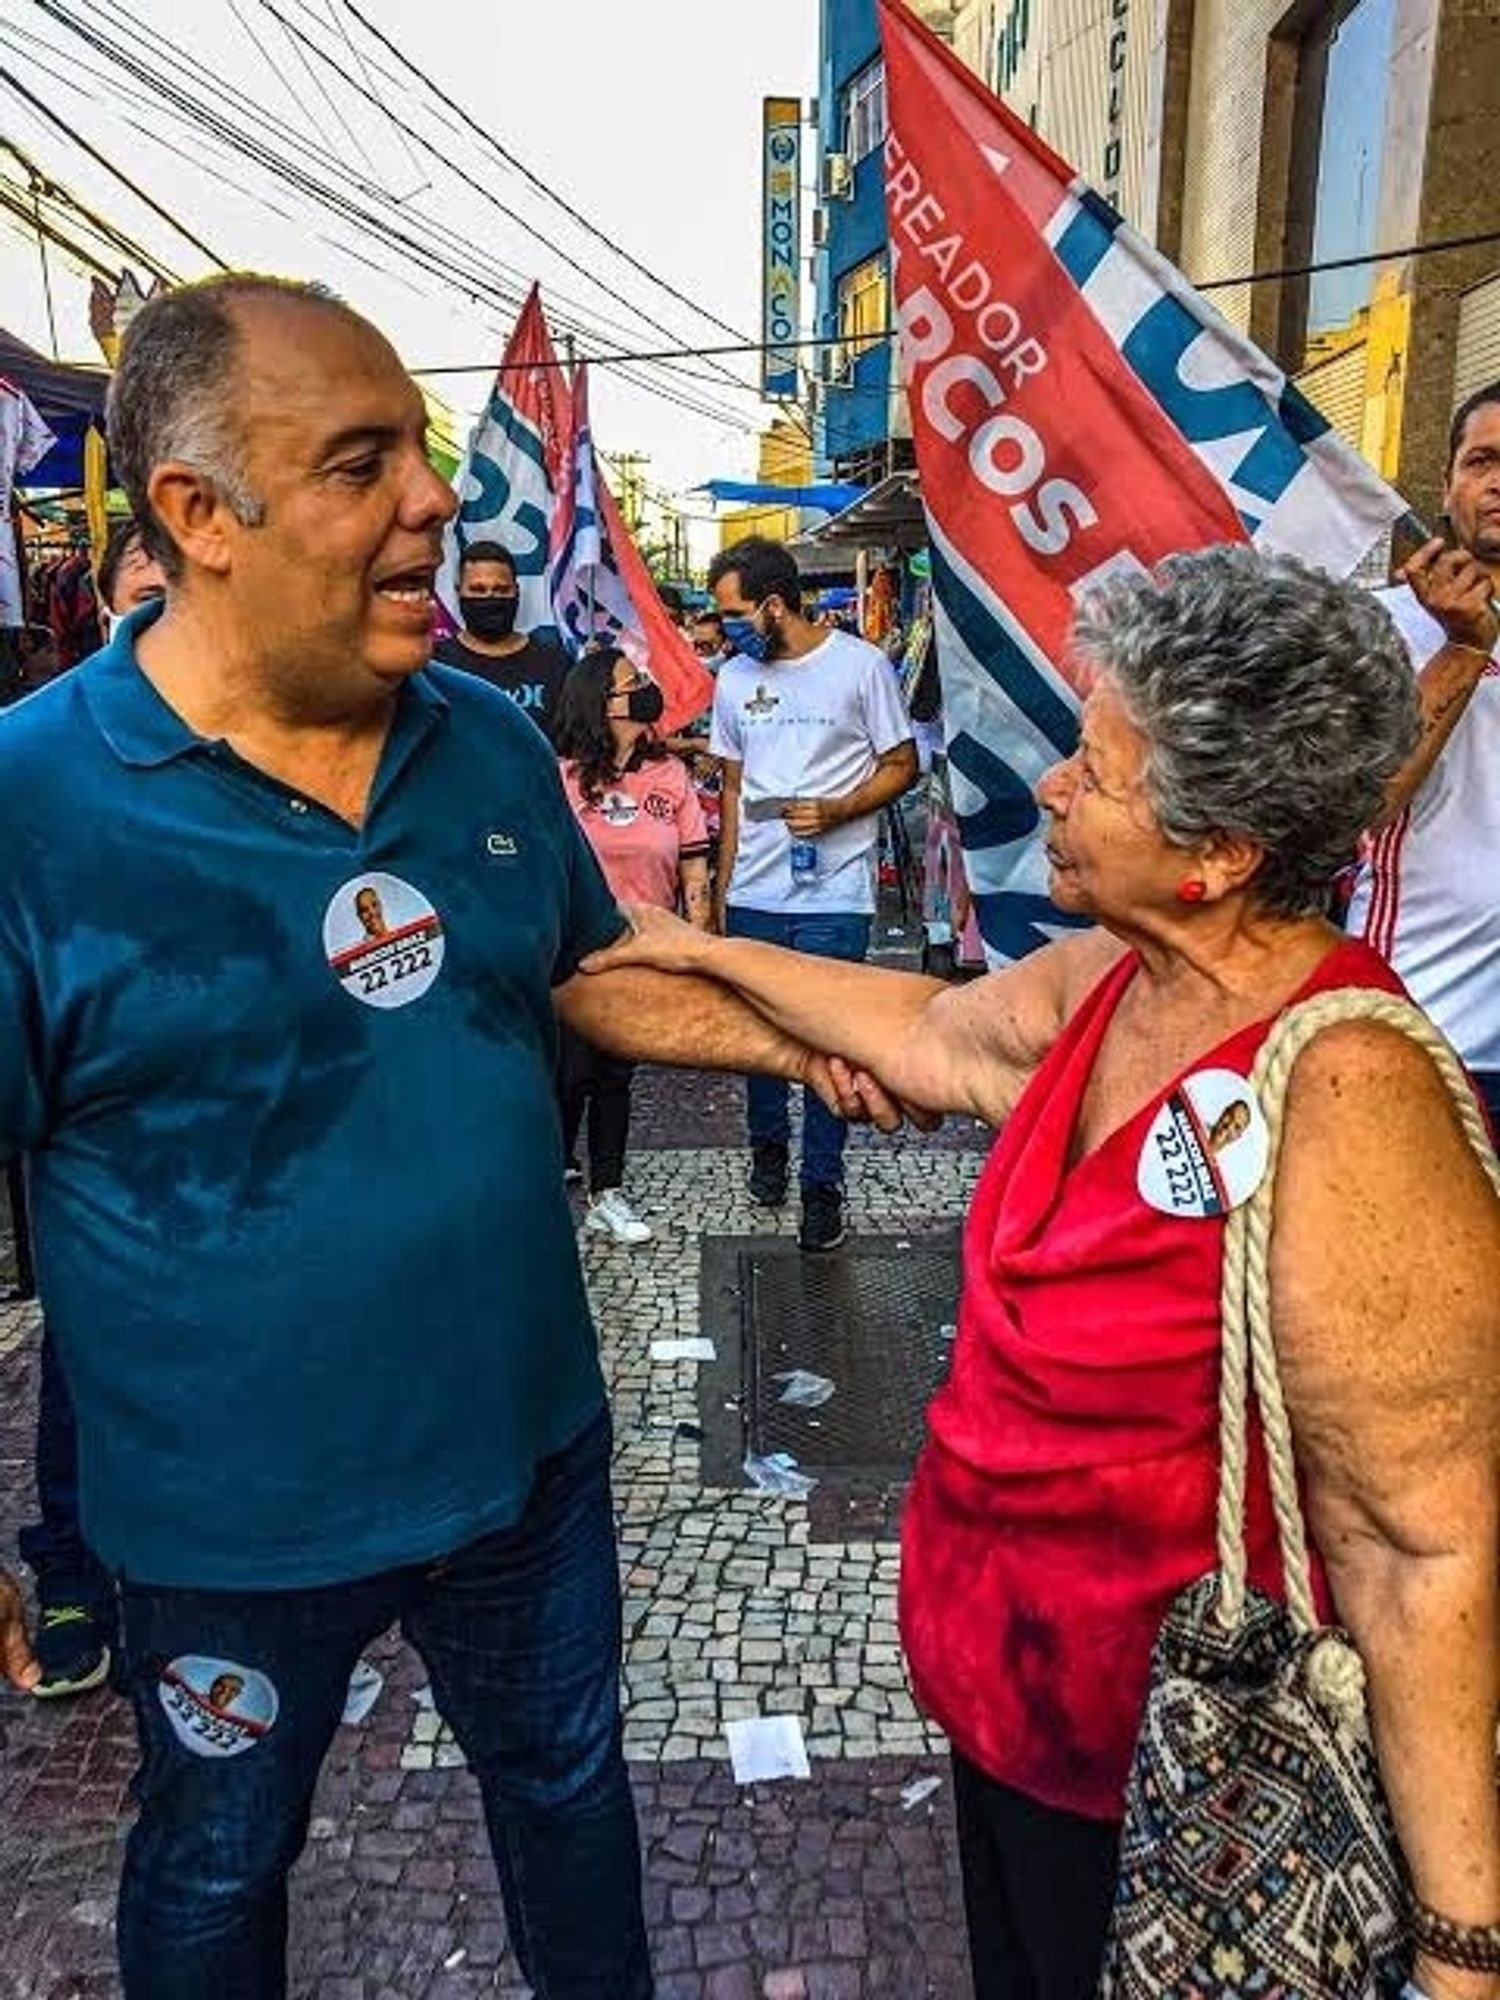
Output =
[{"x1": 899, "y1": 937, "x2": 1406, "y2": 1820}]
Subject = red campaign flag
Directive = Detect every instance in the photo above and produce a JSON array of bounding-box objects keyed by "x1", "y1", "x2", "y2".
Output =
[
  {"x1": 597, "y1": 469, "x2": 714, "y2": 736},
  {"x1": 502, "y1": 283, "x2": 573, "y2": 492},
  {"x1": 876, "y1": 0, "x2": 1403, "y2": 961}
]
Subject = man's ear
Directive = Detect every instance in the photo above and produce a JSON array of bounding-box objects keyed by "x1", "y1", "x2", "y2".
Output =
[{"x1": 145, "y1": 464, "x2": 236, "y2": 578}]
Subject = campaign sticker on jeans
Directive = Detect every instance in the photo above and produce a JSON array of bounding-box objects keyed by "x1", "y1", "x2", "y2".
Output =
[
  {"x1": 323, "y1": 873, "x2": 445, "y2": 1010},
  {"x1": 158, "y1": 1655, "x2": 279, "y2": 1759},
  {"x1": 1137, "y1": 1067, "x2": 1270, "y2": 1220}
]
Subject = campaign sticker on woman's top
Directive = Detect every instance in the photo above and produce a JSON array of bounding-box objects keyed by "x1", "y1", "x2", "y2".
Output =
[
  {"x1": 597, "y1": 791, "x2": 639, "y2": 828},
  {"x1": 1137, "y1": 1067, "x2": 1270, "y2": 1220},
  {"x1": 323, "y1": 872, "x2": 445, "y2": 1010}
]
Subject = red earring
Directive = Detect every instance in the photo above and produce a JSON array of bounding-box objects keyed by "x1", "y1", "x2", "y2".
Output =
[{"x1": 1176, "y1": 879, "x2": 1208, "y2": 904}]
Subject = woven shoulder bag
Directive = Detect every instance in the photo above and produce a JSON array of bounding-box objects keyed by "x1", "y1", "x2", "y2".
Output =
[{"x1": 1098, "y1": 989, "x2": 1500, "y2": 2000}]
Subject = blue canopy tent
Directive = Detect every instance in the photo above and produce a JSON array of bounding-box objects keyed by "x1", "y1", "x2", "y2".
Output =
[
  {"x1": 1, "y1": 327, "x2": 110, "y2": 488},
  {"x1": 693, "y1": 478, "x2": 867, "y2": 515}
]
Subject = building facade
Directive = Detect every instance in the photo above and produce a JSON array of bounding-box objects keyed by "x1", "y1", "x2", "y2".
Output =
[
  {"x1": 1167, "y1": 0, "x2": 1500, "y2": 514},
  {"x1": 950, "y1": 0, "x2": 1166, "y2": 236},
  {"x1": 716, "y1": 417, "x2": 816, "y2": 551}
]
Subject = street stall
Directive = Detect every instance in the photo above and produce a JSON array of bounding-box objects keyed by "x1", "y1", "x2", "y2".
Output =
[{"x1": 1, "y1": 327, "x2": 112, "y2": 700}]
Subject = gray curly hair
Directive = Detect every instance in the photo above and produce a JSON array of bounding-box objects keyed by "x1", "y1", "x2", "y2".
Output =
[{"x1": 1071, "y1": 545, "x2": 1419, "y2": 918}]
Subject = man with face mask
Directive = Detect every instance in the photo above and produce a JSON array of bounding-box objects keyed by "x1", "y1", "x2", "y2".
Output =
[
  {"x1": 707, "y1": 535, "x2": 917, "y2": 1252},
  {"x1": 434, "y1": 541, "x2": 572, "y2": 744}
]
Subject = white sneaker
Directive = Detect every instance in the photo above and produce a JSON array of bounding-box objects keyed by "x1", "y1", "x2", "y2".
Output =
[{"x1": 583, "y1": 1189, "x2": 653, "y2": 1245}]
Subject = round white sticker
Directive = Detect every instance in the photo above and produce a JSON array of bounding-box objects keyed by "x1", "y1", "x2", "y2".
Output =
[
  {"x1": 598, "y1": 790, "x2": 639, "y2": 828},
  {"x1": 158, "y1": 1654, "x2": 279, "y2": 1760},
  {"x1": 323, "y1": 872, "x2": 445, "y2": 1010},
  {"x1": 1137, "y1": 1067, "x2": 1270, "y2": 1220}
]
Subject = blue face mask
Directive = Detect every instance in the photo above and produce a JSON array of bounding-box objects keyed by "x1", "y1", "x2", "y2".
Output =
[{"x1": 722, "y1": 612, "x2": 770, "y2": 664}]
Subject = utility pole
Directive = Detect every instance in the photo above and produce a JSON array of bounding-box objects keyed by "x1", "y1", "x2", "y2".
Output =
[
  {"x1": 613, "y1": 453, "x2": 647, "y2": 535},
  {"x1": 28, "y1": 167, "x2": 58, "y2": 359}
]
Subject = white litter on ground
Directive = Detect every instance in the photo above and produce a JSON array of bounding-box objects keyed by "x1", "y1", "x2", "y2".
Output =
[{"x1": 725, "y1": 1714, "x2": 812, "y2": 1785}]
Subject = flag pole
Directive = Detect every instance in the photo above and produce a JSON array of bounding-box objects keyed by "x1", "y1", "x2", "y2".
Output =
[{"x1": 564, "y1": 340, "x2": 598, "y2": 647}]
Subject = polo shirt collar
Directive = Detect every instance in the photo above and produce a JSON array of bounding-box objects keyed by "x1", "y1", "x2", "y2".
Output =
[
  {"x1": 83, "y1": 598, "x2": 451, "y2": 770},
  {"x1": 83, "y1": 598, "x2": 196, "y2": 768}
]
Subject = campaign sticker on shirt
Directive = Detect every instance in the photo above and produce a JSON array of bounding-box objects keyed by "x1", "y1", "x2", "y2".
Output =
[
  {"x1": 158, "y1": 1655, "x2": 279, "y2": 1760},
  {"x1": 323, "y1": 872, "x2": 445, "y2": 1010},
  {"x1": 1137, "y1": 1067, "x2": 1270, "y2": 1220},
  {"x1": 598, "y1": 790, "x2": 639, "y2": 828}
]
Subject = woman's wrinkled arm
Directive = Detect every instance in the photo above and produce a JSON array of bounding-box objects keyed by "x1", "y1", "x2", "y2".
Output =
[
  {"x1": 581, "y1": 907, "x2": 1123, "y2": 1126},
  {"x1": 1273, "y1": 1023, "x2": 1500, "y2": 2000}
]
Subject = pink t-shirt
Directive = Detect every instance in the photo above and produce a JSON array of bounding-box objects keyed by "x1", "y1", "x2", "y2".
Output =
[{"x1": 559, "y1": 754, "x2": 709, "y2": 912}]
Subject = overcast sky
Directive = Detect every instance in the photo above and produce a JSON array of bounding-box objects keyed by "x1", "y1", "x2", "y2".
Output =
[{"x1": 0, "y1": 0, "x2": 818, "y2": 546}]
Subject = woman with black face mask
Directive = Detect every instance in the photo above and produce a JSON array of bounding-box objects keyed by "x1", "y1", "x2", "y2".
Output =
[
  {"x1": 433, "y1": 542, "x2": 573, "y2": 746},
  {"x1": 553, "y1": 647, "x2": 712, "y2": 1245}
]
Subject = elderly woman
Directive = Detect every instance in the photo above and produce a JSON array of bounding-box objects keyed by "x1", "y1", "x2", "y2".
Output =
[{"x1": 588, "y1": 548, "x2": 1499, "y2": 2000}]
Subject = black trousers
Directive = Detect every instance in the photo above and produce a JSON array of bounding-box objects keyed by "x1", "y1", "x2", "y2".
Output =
[
  {"x1": 557, "y1": 1024, "x2": 635, "y2": 1195},
  {"x1": 952, "y1": 1753, "x2": 1121, "y2": 2000},
  {"x1": 1473, "y1": 1068, "x2": 1500, "y2": 1139}
]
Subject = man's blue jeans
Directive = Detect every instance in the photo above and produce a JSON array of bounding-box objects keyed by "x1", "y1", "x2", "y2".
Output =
[
  {"x1": 113, "y1": 1409, "x2": 649, "y2": 2000},
  {"x1": 725, "y1": 905, "x2": 873, "y2": 1189}
]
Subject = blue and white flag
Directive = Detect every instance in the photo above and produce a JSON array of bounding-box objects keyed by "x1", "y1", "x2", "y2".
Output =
[
  {"x1": 548, "y1": 364, "x2": 716, "y2": 729},
  {"x1": 548, "y1": 366, "x2": 636, "y2": 655},
  {"x1": 440, "y1": 285, "x2": 570, "y2": 644}
]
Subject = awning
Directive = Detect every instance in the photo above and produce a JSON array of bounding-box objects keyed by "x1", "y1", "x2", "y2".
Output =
[
  {"x1": 0, "y1": 327, "x2": 110, "y2": 488},
  {"x1": 785, "y1": 533, "x2": 858, "y2": 581},
  {"x1": 695, "y1": 478, "x2": 868, "y2": 514},
  {"x1": 798, "y1": 471, "x2": 926, "y2": 551}
]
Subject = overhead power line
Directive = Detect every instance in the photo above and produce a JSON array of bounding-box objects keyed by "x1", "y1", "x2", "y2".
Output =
[
  {"x1": 410, "y1": 223, "x2": 1500, "y2": 373},
  {"x1": 0, "y1": 61, "x2": 229, "y2": 267},
  {"x1": 226, "y1": 0, "x2": 376, "y2": 178},
  {"x1": 16, "y1": 0, "x2": 764, "y2": 434},
  {"x1": 269, "y1": 0, "x2": 812, "y2": 436},
  {"x1": 1, "y1": 135, "x2": 181, "y2": 283},
  {"x1": 248, "y1": 0, "x2": 775, "y2": 413},
  {"x1": 1195, "y1": 225, "x2": 1500, "y2": 292},
  {"x1": 334, "y1": 0, "x2": 756, "y2": 351},
  {"x1": 5, "y1": 7, "x2": 652, "y2": 357}
]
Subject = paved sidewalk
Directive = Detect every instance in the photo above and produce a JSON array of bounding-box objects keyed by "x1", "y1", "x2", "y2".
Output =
[{"x1": 1, "y1": 1058, "x2": 989, "y2": 1999}]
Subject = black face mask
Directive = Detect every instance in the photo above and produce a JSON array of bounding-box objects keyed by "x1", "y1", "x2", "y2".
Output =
[
  {"x1": 618, "y1": 684, "x2": 665, "y2": 725},
  {"x1": 460, "y1": 594, "x2": 519, "y2": 641}
]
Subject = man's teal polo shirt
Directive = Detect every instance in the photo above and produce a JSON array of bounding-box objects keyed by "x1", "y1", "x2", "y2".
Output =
[{"x1": 0, "y1": 607, "x2": 621, "y2": 1589}]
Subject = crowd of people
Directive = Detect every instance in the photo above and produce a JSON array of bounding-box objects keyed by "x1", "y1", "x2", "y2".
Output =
[{"x1": 0, "y1": 272, "x2": 1495, "y2": 2000}]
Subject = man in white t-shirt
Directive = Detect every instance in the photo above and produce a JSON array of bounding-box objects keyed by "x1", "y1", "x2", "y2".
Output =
[
  {"x1": 1347, "y1": 379, "x2": 1500, "y2": 1130},
  {"x1": 708, "y1": 536, "x2": 917, "y2": 1251}
]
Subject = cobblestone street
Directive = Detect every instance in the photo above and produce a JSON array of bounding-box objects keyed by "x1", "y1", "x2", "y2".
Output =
[{"x1": 1, "y1": 1040, "x2": 989, "y2": 1999}]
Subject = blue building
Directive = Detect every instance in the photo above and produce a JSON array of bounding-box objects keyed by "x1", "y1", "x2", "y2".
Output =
[
  {"x1": 813, "y1": 0, "x2": 895, "y2": 481},
  {"x1": 813, "y1": 2, "x2": 959, "y2": 481}
]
